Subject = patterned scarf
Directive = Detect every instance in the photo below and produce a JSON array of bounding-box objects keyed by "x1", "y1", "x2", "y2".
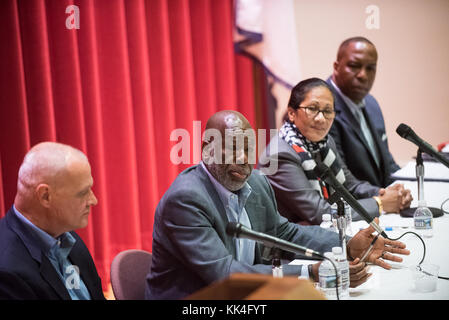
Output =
[{"x1": 279, "y1": 121, "x2": 345, "y2": 198}]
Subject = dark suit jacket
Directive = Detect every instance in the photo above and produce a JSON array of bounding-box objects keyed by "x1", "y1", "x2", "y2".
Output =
[
  {"x1": 0, "y1": 208, "x2": 105, "y2": 300},
  {"x1": 327, "y1": 78, "x2": 400, "y2": 187},
  {"x1": 145, "y1": 164, "x2": 341, "y2": 300},
  {"x1": 258, "y1": 135, "x2": 380, "y2": 225}
]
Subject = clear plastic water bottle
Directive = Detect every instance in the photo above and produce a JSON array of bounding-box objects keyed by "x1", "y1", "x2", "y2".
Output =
[
  {"x1": 320, "y1": 213, "x2": 336, "y2": 232},
  {"x1": 331, "y1": 201, "x2": 352, "y2": 235},
  {"x1": 344, "y1": 201, "x2": 353, "y2": 236},
  {"x1": 272, "y1": 257, "x2": 283, "y2": 278},
  {"x1": 414, "y1": 200, "x2": 433, "y2": 238},
  {"x1": 332, "y1": 247, "x2": 349, "y2": 299},
  {"x1": 318, "y1": 252, "x2": 341, "y2": 300}
]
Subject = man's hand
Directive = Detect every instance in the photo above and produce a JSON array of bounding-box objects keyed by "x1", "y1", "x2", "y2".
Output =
[
  {"x1": 378, "y1": 187, "x2": 402, "y2": 212},
  {"x1": 391, "y1": 183, "x2": 413, "y2": 210},
  {"x1": 310, "y1": 259, "x2": 371, "y2": 288},
  {"x1": 349, "y1": 258, "x2": 372, "y2": 287},
  {"x1": 347, "y1": 218, "x2": 410, "y2": 270},
  {"x1": 378, "y1": 183, "x2": 413, "y2": 212}
]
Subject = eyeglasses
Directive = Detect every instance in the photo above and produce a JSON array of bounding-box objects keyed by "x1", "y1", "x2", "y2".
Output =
[{"x1": 298, "y1": 105, "x2": 335, "y2": 120}]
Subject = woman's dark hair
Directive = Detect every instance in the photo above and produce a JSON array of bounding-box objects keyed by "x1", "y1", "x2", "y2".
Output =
[{"x1": 287, "y1": 77, "x2": 335, "y2": 110}]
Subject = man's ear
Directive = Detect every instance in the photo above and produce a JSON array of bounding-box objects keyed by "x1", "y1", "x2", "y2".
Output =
[
  {"x1": 333, "y1": 60, "x2": 339, "y2": 74},
  {"x1": 201, "y1": 139, "x2": 210, "y2": 153},
  {"x1": 35, "y1": 184, "x2": 51, "y2": 208}
]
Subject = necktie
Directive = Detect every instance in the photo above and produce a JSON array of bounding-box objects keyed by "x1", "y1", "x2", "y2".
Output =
[
  {"x1": 355, "y1": 107, "x2": 380, "y2": 168},
  {"x1": 52, "y1": 239, "x2": 91, "y2": 300}
]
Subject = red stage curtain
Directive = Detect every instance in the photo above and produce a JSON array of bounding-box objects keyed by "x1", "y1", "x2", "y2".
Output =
[{"x1": 0, "y1": 0, "x2": 259, "y2": 290}]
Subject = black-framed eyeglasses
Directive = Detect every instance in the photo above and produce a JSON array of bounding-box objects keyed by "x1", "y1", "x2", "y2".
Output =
[{"x1": 298, "y1": 106, "x2": 335, "y2": 120}]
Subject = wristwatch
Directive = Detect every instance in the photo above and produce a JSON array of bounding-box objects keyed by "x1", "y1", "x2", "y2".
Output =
[{"x1": 373, "y1": 196, "x2": 383, "y2": 215}]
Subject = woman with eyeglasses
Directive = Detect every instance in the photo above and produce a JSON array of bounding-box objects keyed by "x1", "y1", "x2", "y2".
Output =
[{"x1": 259, "y1": 78, "x2": 407, "y2": 226}]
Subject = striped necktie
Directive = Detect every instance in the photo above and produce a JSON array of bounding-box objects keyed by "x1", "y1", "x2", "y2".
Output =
[{"x1": 355, "y1": 106, "x2": 380, "y2": 168}]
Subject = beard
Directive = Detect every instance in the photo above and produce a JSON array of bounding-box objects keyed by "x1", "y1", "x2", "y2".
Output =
[{"x1": 207, "y1": 163, "x2": 252, "y2": 191}]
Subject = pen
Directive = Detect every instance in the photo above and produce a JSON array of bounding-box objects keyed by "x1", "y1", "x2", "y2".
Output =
[{"x1": 360, "y1": 234, "x2": 380, "y2": 262}]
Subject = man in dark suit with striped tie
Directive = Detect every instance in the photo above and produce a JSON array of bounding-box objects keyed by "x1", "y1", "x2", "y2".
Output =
[{"x1": 328, "y1": 37, "x2": 412, "y2": 210}]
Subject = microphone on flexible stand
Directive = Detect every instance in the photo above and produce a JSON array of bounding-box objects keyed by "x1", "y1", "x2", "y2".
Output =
[
  {"x1": 313, "y1": 159, "x2": 435, "y2": 274},
  {"x1": 225, "y1": 222, "x2": 324, "y2": 259},
  {"x1": 226, "y1": 222, "x2": 342, "y2": 299},
  {"x1": 396, "y1": 123, "x2": 449, "y2": 169},
  {"x1": 313, "y1": 162, "x2": 388, "y2": 239},
  {"x1": 396, "y1": 124, "x2": 444, "y2": 218}
]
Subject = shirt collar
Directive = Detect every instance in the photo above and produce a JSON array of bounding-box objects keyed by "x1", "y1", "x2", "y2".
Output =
[
  {"x1": 330, "y1": 79, "x2": 366, "y2": 117},
  {"x1": 50, "y1": 232, "x2": 76, "y2": 261},
  {"x1": 12, "y1": 205, "x2": 75, "y2": 257}
]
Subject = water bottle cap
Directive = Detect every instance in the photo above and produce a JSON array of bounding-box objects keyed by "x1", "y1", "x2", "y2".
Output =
[
  {"x1": 418, "y1": 200, "x2": 427, "y2": 207},
  {"x1": 332, "y1": 247, "x2": 342, "y2": 255},
  {"x1": 322, "y1": 213, "x2": 331, "y2": 221}
]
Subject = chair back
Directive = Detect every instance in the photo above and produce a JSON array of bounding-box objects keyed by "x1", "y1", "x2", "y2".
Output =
[{"x1": 110, "y1": 249, "x2": 152, "y2": 300}]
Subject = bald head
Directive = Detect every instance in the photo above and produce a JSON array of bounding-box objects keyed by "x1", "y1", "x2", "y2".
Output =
[
  {"x1": 202, "y1": 110, "x2": 254, "y2": 159},
  {"x1": 336, "y1": 37, "x2": 376, "y2": 61},
  {"x1": 202, "y1": 110, "x2": 254, "y2": 191},
  {"x1": 14, "y1": 142, "x2": 97, "y2": 237},
  {"x1": 16, "y1": 142, "x2": 87, "y2": 195},
  {"x1": 204, "y1": 110, "x2": 252, "y2": 136}
]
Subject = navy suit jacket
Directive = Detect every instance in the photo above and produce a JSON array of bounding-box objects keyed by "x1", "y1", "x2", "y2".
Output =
[
  {"x1": 145, "y1": 164, "x2": 340, "y2": 300},
  {"x1": 0, "y1": 208, "x2": 105, "y2": 300},
  {"x1": 327, "y1": 78, "x2": 400, "y2": 187}
]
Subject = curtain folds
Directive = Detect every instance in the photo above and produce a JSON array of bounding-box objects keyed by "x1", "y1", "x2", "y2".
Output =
[{"x1": 0, "y1": 0, "x2": 258, "y2": 289}]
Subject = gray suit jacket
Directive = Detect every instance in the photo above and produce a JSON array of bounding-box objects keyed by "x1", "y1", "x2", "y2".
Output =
[
  {"x1": 258, "y1": 135, "x2": 380, "y2": 225},
  {"x1": 145, "y1": 164, "x2": 341, "y2": 300}
]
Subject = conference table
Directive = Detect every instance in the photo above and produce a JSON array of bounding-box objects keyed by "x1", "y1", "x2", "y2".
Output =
[
  {"x1": 291, "y1": 164, "x2": 449, "y2": 300},
  {"x1": 348, "y1": 179, "x2": 449, "y2": 300}
]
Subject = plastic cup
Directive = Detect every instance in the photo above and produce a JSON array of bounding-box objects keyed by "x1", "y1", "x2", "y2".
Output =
[{"x1": 411, "y1": 264, "x2": 439, "y2": 293}]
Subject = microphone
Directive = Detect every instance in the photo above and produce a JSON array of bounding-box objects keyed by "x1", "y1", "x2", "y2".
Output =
[
  {"x1": 313, "y1": 162, "x2": 388, "y2": 238},
  {"x1": 396, "y1": 123, "x2": 449, "y2": 169},
  {"x1": 226, "y1": 222, "x2": 324, "y2": 259}
]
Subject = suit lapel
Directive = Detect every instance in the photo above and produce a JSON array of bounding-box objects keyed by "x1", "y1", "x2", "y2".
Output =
[
  {"x1": 196, "y1": 164, "x2": 236, "y2": 257},
  {"x1": 40, "y1": 255, "x2": 71, "y2": 299},
  {"x1": 68, "y1": 238, "x2": 96, "y2": 299},
  {"x1": 333, "y1": 89, "x2": 385, "y2": 175},
  {"x1": 335, "y1": 92, "x2": 373, "y2": 152},
  {"x1": 244, "y1": 188, "x2": 266, "y2": 233},
  {"x1": 6, "y1": 209, "x2": 71, "y2": 299},
  {"x1": 196, "y1": 165, "x2": 268, "y2": 261},
  {"x1": 361, "y1": 106, "x2": 389, "y2": 179},
  {"x1": 327, "y1": 79, "x2": 367, "y2": 146},
  {"x1": 244, "y1": 187, "x2": 267, "y2": 264},
  {"x1": 197, "y1": 164, "x2": 229, "y2": 224}
]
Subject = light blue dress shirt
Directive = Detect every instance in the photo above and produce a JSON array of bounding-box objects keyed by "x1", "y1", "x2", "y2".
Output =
[
  {"x1": 13, "y1": 205, "x2": 91, "y2": 300},
  {"x1": 201, "y1": 163, "x2": 309, "y2": 278},
  {"x1": 201, "y1": 162, "x2": 255, "y2": 265}
]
